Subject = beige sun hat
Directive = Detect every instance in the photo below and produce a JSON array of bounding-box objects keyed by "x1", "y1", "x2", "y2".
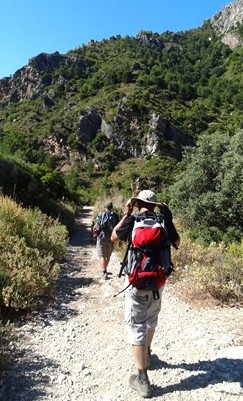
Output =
[{"x1": 130, "y1": 190, "x2": 162, "y2": 206}]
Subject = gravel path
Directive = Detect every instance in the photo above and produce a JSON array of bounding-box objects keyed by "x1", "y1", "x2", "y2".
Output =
[{"x1": 1, "y1": 206, "x2": 243, "y2": 401}]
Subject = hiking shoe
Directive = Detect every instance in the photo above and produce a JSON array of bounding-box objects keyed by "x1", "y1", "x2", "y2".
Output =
[{"x1": 129, "y1": 374, "x2": 151, "y2": 398}]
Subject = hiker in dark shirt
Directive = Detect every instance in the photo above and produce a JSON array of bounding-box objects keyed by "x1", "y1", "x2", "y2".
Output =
[
  {"x1": 93, "y1": 201, "x2": 119, "y2": 280},
  {"x1": 111, "y1": 190, "x2": 180, "y2": 398}
]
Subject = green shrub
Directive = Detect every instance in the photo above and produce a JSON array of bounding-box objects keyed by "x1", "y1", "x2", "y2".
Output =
[
  {"x1": 23, "y1": 208, "x2": 68, "y2": 262},
  {"x1": 0, "y1": 196, "x2": 26, "y2": 238},
  {"x1": 0, "y1": 196, "x2": 68, "y2": 310},
  {"x1": 36, "y1": 198, "x2": 76, "y2": 234},
  {"x1": 227, "y1": 240, "x2": 243, "y2": 259},
  {"x1": 170, "y1": 129, "x2": 243, "y2": 241},
  {"x1": 0, "y1": 197, "x2": 68, "y2": 262},
  {"x1": 0, "y1": 233, "x2": 59, "y2": 309},
  {"x1": 168, "y1": 223, "x2": 243, "y2": 304}
]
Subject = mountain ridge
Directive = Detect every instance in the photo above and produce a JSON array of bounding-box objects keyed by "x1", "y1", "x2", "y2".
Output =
[
  {"x1": 1, "y1": 0, "x2": 242, "y2": 85},
  {"x1": 0, "y1": 0, "x2": 242, "y2": 202}
]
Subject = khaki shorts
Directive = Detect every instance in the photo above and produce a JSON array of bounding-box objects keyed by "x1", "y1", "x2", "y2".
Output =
[
  {"x1": 96, "y1": 237, "x2": 114, "y2": 258},
  {"x1": 125, "y1": 282, "x2": 164, "y2": 345}
]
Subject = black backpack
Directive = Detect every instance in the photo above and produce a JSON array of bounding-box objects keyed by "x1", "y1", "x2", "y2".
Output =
[{"x1": 95, "y1": 211, "x2": 119, "y2": 239}]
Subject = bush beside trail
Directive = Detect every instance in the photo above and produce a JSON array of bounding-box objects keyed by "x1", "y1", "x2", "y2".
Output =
[
  {"x1": 0, "y1": 196, "x2": 68, "y2": 310},
  {"x1": 172, "y1": 236, "x2": 243, "y2": 305},
  {"x1": 0, "y1": 195, "x2": 69, "y2": 376}
]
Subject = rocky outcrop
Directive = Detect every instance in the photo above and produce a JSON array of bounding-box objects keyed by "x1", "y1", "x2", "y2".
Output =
[
  {"x1": 100, "y1": 101, "x2": 194, "y2": 160},
  {"x1": 211, "y1": 0, "x2": 243, "y2": 49},
  {"x1": 43, "y1": 102, "x2": 192, "y2": 162},
  {"x1": 0, "y1": 52, "x2": 91, "y2": 103},
  {"x1": 136, "y1": 31, "x2": 165, "y2": 49},
  {"x1": 0, "y1": 52, "x2": 64, "y2": 102},
  {"x1": 76, "y1": 107, "x2": 102, "y2": 143},
  {"x1": 145, "y1": 113, "x2": 194, "y2": 159}
]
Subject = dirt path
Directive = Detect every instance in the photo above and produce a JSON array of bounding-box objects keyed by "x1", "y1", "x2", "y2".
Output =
[{"x1": 0, "y1": 207, "x2": 243, "y2": 401}]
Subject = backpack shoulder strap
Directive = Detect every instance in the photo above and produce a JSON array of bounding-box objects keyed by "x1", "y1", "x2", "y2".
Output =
[{"x1": 98, "y1": 211, "x2": 109, "y2": 225}]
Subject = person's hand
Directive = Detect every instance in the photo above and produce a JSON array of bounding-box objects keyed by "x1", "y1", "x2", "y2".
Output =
[{"x1": 124, "y1": 198, "x2": 134, "y2": 216}]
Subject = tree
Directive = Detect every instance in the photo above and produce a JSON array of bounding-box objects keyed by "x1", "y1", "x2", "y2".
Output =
[{"x1": 170, "y1": 129, "x2": 243, "y2": 239}]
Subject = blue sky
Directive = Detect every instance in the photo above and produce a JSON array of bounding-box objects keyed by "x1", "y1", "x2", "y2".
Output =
[{"x1": 0, "y1": 0, "x2": 232, "y2": 79}]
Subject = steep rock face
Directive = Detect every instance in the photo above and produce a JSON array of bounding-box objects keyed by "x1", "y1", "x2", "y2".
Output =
[
  {"x1": 0, "y1": 52, "x2": 65, "y2": 102},
  {"x1": 0, "y1": 2, "x2": 242, "y2": 105},
  {"x1": 50, "y1": 103, "x2": 192, "y2": 161},
  {"x1": 211, "y1": 0, "x2": 243, "y2": 49},
  {"x1": 76, "y1": 107, "x2": 102, "y2": 143},
  {"x1": 0, "y1": 52, "x2": 91, "y2": 103},
  {"x1": 100, "y1": 101, "x2": 194, "y2": 160},
  {"x1": 102, "y1": 99, "x2": 144, "y2": 158},
  {"x1": 3, "y1": 4, "x2": 239, "y2": 164},
  {"x1": 146, "y1": 113, "x2": 194, "y2": 159}
]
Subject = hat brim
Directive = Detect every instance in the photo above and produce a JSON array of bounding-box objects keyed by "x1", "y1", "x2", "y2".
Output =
[{"x1": 130, "y1": 197, "x2": 162, "y2": 206}]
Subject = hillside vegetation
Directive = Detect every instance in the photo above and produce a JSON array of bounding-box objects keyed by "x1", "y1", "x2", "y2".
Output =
[{"x1": 0, "y1": 17, "x2": 242, "y2": 307}]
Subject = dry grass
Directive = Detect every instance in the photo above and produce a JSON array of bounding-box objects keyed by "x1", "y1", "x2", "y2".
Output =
[{"x1": 171, "y1": 234, "x2": 243, "y2": 305}]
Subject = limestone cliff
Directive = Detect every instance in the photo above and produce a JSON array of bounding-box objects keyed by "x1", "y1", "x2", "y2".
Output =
[{"x1": 210, "y1": 0, "x2": 243, "y2": 49}]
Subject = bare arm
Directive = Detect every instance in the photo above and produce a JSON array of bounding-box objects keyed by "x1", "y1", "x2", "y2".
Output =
[{"x1": 111, "y1": 199, "x2": 134, "y2": 242}]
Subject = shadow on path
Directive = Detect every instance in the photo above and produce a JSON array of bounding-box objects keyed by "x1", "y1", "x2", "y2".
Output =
[
  {"x1": 1, "y1": 354, "x2": 59, "y2": 401},
  {"x1": 69, "y1": 207, "x2": 94, "y2": 247},
  {"x1": 0, "y1": 207, "x2": 96, "y2": 401},
  {"x1": 151, "y1": 355, "x2": 243, "y2": 397},
  {"x1": 43, "y1": 208, "x2": 95, "y2": 322}
]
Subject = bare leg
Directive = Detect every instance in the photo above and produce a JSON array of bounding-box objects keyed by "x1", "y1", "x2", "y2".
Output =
[
  {"x1": 147, "y1": 328, "x2": 155, "y2": 348},
  {"x1": 99, "y1": 256, "x2": 110, "y2": 271},
  {"x1": 132, "y1": 344, "x2": 148, "y2": 370},
  {"x1": 99, "y1": 257, "x2": 107, "y2": 272},
  {"x1": 104, "y1": 256, "x2": 110, "y2": 270}
]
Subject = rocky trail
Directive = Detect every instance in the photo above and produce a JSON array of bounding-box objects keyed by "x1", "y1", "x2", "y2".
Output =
[{"x1": 0, "y1": 206, "x2": 243, "y2": 401}]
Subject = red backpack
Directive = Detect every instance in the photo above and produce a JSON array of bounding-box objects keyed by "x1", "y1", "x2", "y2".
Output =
[{"x1": 124, "y1": 213, "x2": 172, "y2": 293}]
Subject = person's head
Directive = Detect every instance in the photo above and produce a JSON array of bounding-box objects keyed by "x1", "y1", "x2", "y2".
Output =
[
  {"x1": 130, "y1": 190, "x2": 161, "y2": 211},
  {"x1": 104, "y1": 201, "x2": 113, "y2": 211}
]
